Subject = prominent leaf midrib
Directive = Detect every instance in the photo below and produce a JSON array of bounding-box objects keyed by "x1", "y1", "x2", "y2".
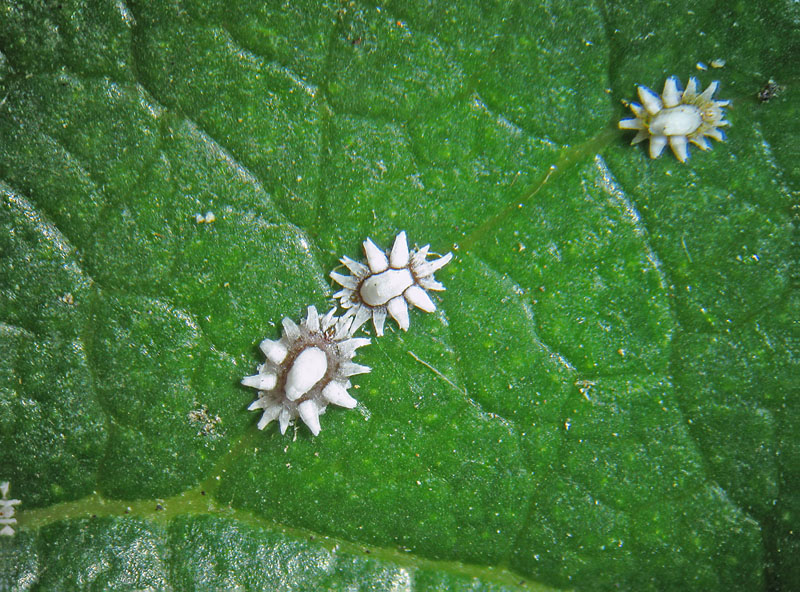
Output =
[{"x1": 16, "y1": 487, "x2": 560, "y2": 592}]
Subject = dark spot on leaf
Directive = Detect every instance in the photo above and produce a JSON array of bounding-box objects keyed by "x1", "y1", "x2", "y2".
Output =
[{"x1": 758, "y1": 79, "x2": 784, "y2": 102}]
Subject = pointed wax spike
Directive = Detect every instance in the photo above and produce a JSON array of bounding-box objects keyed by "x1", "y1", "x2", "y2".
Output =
[
  {"x1": 389, "y1": 231, "x2": 410, "y2": 268},
  {"x1": 662, "y1": 76, "x2": 682, "y2": 108},
  {"x1": 279, "y1": 408, "x2": 291, "y2": 434},
  {"x1": 426, "y1": 252, "x2": 453, "y2": 274},
  {"x1": 351, "y1": 336, "x2": 372, "y2": 349},
  {"x1": 416, "y1": 252, "x2": 453, "y2": 279},
  {"x1": 637, "y1": 85, "x2": 663, "y2": 115},
  {"x1": 372, "y1": 308, "x2": 387, "y2": 337},
  {"x1": 333, "y1": 289, "x2": 352, "y2": 302},
  {"x1": 260, "y1": 339, "x2": 287, "y2": 365},
  {"x1": 341, "y1": 255, "x2": 369, "y2": 276},
  {"x1": 684, "y1": 77, "x2": 699, "y2": 99},
  {"x1": 330, "y1": 271, "x2": 358, "y2": 290},
  {"x1": 321, "y1": 307, "x2": 337, "y2": 330},
  {"x1": 619, "y1": 118, "x2": 644, "y2": 130},
  {"x1": 333, "y1": 315, "x2": 355, "y2": 341},
  {"x1": 669, "y1": 135, "x2": 689, "y2": 163},
  {"x1": 405, "y1": 285, "x2": 436, "y2": 312},
  {"x1": 248, "y1": 398, "x2": 267, "y2": 411},
  {"x1": 342, "y1": 362, "x2": 371, "y2": 377},
  {"x1": 705, "y1": 127, "x2": 725, "y2": 142},
  {"x1": 298, "y1": 400, "x2": 321, "y2": 435},
  {"x1": 631, "y1": 130, "x2": 649, "y2": 145},
  {"x1": 338, "y1": 337, "x2": 371, "y2": 357},
  {"x1": 690, "y1": 136, "x2": 712, "y2": 151},
  {"x1": 411, "y1": 245, "x2": 430, "y2": 266},
  {"x1": 418, "y1": 276, "x2": 445, "y2": 292},
  {"x1": 282, "y1": 317, "x2": 301, "y2": 341},
  {"x1": 305, "y1": 306, "x2": 320, "y2": 332},
  {"x1": 649, "y1": 135, "x2": 668, "y2": 159},
  {"x1": 363, "y1": 238, "x2": 389, "y2": 273},
  {"x1": 241, "y1": 373, "x2": 277, "y2": 391},
  {"x1": 285, "y1": 347, "x2": 328, "y2": 401},
  {"x1": 351, "y1": 306, "x2": 372, "y2": 333},
  {"x1": 700, "y1": 80, "x2": 720, "y2": 101},
  {"x1": 629, "y1": 102, "x2": 646, "y2": 119},
  {"x1": 322, "y1": 381, "x2": 358, "y2": 408},
  {"x1": 340, "y1": 309, "x2": 357, "y2": 332},
  {"x1": 257, "y1": 406, "x2": 282, "y2": 430},
  {"x1": 387, "y1": 296, "x2": 410, "y2": 330},
  {"x1": 333, "y1": 321, "x2": 349, "y2": 342}
]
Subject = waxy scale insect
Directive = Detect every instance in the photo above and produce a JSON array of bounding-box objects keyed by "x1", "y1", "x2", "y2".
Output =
[
  {"x1": 619, "y1": 76, "x2": 730, "y2": 163},
  {"x1": 241, "y1": 306, "x2": 370, "y2": 436},
  {"x1": 331, "y1": 231, "x2": 453, "y2": 337},
  {"x1": 0, "y1": 481, "x2": 21, "y2": 536}
]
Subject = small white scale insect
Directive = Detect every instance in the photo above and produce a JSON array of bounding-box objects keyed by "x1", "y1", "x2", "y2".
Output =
[
  {"x1": 241, "y1": 306, "x2": 370, "y2": 436},
  {"x1": 0, "y1": 481, "x2": 21, "y2": 536},
  {"x1": 619, "y1": 76, "x2": 730, "y2": 163},
  {"x1": 330, "y1": 231, "x2": 453, "y2": 336}
]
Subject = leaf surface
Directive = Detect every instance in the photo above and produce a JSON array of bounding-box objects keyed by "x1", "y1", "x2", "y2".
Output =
[{"x1": 1, "y1": 1, "x2": 797, "y2": 590}]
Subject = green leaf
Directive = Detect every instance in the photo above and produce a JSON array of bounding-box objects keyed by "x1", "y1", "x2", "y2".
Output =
[{"x1": 1, "y1": 1, "x2": 796, "y2": 590}]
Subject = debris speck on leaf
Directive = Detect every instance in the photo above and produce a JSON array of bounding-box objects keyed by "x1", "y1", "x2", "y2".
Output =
[
  {"x1": 757, "y1": 79, "x2": 784, "y2": 103},
  {"x1": 188, "y1": 405, "x2": 223, "y2": 438}
]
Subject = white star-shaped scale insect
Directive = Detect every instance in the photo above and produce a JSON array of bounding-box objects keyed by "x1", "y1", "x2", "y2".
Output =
[
  {"x1": 241, "y1": 306, "x2": 370, "y2": 436},
  {"x1": 330, "y1": 231, "x2": 453, "y2": 337},
  {"x1": 619, "y1": 76, "x2": 730, "y2": 163},
  {"x1": 0, "y1": 481, "x2": 21, "y2": 536}
]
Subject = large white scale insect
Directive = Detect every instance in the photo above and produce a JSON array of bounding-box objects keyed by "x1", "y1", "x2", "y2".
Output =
[
  {"x1": 242, "y1": 306, "x2": 370, "y2": 436},
  {"x1": 331, "y1": 231, "x2": 453, "y2": 337}
]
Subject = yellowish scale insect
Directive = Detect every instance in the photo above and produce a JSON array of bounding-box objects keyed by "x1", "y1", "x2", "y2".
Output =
[{"x1": 619, "y1": 76, "x2": 730, "y2": 163}]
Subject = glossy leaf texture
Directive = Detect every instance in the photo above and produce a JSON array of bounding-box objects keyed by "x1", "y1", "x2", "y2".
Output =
[{"x1": 1, "y1": 1, "x2": 797, "y2": 591}]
